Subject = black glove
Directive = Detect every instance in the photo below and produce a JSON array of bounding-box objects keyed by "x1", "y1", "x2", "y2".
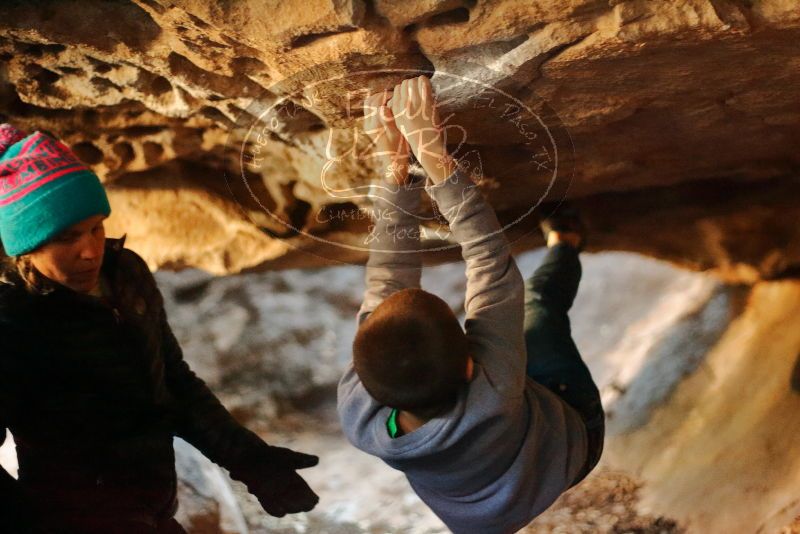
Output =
[{"x1": 231, "y1": 444, "x2": 320, "y2": 518}]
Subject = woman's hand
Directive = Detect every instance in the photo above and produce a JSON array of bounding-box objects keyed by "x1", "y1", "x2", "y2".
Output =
[
  {"x1": 390, "y1": 75, "x2": 457, "y2": 184},
  {"x1": 233, "y1": 444, "x2": 320, "y2": 518},
  {"x1": 363, "y1": 90, "x2": 410, "y2": 185}
]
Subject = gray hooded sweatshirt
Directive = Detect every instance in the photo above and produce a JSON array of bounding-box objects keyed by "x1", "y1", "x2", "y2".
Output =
[{"x1": 338, "y1": 169, "x2": 587, "y2": 534}]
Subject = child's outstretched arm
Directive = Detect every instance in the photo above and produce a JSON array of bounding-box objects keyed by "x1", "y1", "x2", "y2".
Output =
[
  {"x1": 357, "y1": 90, "x2": 423, "y2": 325},
  {"x1": 391, "y1": 76, "x2": 527, "y2": 396}
]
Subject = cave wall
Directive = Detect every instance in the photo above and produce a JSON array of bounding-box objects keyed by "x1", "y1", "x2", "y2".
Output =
[
  {"x1": 0, "y1": 0, "x2": 798, "y2": 280},
  {"x1": 604, "y1": 279, "x2": 800, "y2": 533}
]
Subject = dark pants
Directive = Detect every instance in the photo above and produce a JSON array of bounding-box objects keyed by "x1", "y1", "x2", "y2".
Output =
[
  {"x1": 523, "y1": 243, "x2": 605, "y2": 486},
  {"x1": 84, "y1": 518, "x2": 187, "y2": 534},
  {"x1": 34, "y1": 509, "x2": 186, "y2": 534},
  {"x1": 42, "y1": 518, "x2": 187, "y2": 534}
]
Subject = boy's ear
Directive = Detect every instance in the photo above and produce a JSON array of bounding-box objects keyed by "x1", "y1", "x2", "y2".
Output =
[{"x1": 465, "y1": 356, "x2": 474, "y2": 382}]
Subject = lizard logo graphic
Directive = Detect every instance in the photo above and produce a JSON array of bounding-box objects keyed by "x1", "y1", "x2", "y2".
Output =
[{"x1": 225, "y1": 57, "x2": 573, "y2": 264}]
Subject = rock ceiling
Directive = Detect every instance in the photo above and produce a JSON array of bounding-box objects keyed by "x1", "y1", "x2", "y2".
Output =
[{"x1": 0, "y1": 0, "x2": 798, "y2": 281}]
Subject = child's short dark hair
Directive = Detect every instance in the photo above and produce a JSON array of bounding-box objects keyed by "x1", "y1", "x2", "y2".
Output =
[{"x1": 353, "y1": 288, "x2": 470, "y2": 416}]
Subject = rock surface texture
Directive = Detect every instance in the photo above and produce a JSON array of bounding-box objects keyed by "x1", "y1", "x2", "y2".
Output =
[
  {"x1": 1, "y1": 2, "x2": 799, "y2": 533},
  {"x1": 150, "y1": 252, "x2": 800, "y2": 533},
  {"x1": 0, "y1": 0, "x2": 798, "y2": 280}
]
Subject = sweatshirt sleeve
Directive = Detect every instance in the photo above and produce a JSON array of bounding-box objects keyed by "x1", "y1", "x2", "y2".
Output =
[
  {"x1": 424, "y1": 168, "x2": 526, "y2": 397},
  {"x1": 357, "y1": 180, "x2": 424, "y2": 325},
  {"x1": 338, "y1": 180, "x2": 424, "y2": 440}
]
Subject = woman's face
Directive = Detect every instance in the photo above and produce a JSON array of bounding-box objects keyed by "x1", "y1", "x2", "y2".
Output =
[{"x1": 27, "y1": 214, "x2": 107, "y2": 294}]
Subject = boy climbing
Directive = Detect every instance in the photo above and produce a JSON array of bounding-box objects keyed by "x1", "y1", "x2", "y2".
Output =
[{"x1": 338, "y1": 76, "x2": 604, "y2": 533}]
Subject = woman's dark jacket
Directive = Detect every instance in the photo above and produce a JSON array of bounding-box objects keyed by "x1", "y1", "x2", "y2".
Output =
[{"x1": 0, "y1": 237, "x2": 265, "y2": 529}]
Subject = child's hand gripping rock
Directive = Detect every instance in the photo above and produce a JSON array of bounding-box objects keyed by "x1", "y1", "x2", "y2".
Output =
[
  {"x1": 389, "y1": 75, "x2": 457, "y2": 184},
  {"x1": 363, "y1": 90, "x2": 411, "y2": 185}
]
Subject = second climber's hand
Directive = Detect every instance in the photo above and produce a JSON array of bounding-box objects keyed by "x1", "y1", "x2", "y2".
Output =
[
  {"x1": 363, "y1": 90, "x2": 411, "y2": 185},
  {"x1": 239, "y1": 445, "x2": 320, "y2": 517}
]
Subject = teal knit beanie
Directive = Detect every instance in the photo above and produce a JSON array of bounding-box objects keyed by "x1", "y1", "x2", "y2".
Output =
[{"x1": 0, "y1": 124, "x2": 111, "y2": 256}]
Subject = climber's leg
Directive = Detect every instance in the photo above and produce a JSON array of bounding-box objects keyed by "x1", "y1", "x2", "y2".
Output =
[{"x1": 524, "y1": 241, "x2": 604, "y2": 485}]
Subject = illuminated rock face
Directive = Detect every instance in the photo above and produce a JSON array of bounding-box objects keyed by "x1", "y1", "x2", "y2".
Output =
[
  {"x1": 603, "y1": 279, "x2": 800, "y2": 534},
  {"x1": 1, "y1": 2, "x2": 799, "y2": 531},
  {"x1": 0, "y1": 0, "x2": 798, "y2": 279}
]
